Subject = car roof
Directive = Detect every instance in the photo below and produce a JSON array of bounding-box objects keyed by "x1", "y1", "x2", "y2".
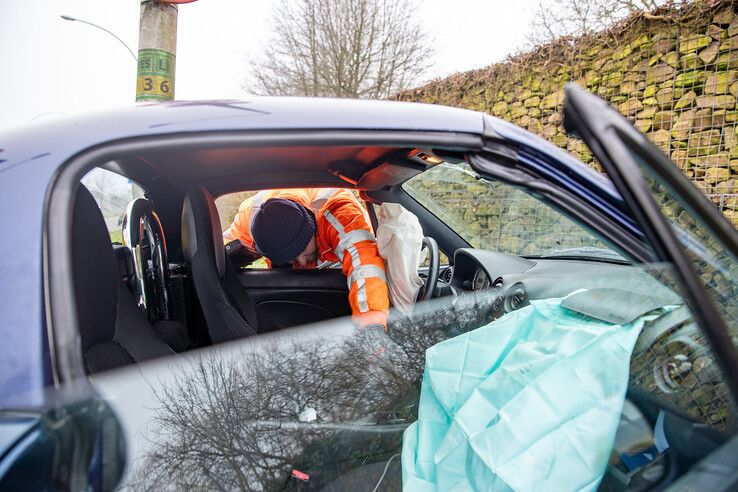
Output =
[{"x1": 1, "y1": 97, "x2": 485, "y2": 168}]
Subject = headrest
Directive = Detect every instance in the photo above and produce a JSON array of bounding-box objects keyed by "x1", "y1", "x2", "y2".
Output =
[{"x1": 182, "y1": 186, "x2": 225, "y2": 278}]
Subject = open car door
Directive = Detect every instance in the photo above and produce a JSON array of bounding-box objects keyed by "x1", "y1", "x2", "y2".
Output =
[{"x1": 563, "y1": 83, "x2": 738, "y2": 489}]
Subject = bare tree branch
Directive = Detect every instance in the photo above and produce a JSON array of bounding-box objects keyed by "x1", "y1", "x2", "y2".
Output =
[
  {"x1": 247, "y1": 0, "x2": 434, "y2": 98},
  {"x1": 526, "y1": 0, "x2": 682, "y2": 47},
  {"x1": 120, "y1": 289, "x2": 506, "y2": 490}
]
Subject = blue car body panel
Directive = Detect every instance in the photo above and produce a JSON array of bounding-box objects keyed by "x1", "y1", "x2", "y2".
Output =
[
  {"x1": 0, "y1": 417, "x2": 38, "y2": 460},
  {"x1": 0, "y1": 97, "x2": 630, "y2": 407}
]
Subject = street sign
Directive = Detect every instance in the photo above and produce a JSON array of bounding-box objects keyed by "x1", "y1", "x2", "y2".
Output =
[{"x1": 136, "y1": 49, "x2": 175, "y2": 100}]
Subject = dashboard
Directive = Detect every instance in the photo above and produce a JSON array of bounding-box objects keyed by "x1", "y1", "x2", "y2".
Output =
[{"x1": 446, "y1": 248, "x2": 681, "y2": 318}]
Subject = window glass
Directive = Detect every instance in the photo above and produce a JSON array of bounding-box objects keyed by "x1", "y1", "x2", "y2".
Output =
[
  {"x1": 81, "y1": 167, "x2": 146, "y2": 243},
  {"x1": 404, "y1": 162, "x2": 625, "y2": 261},
  {"x1": 215, "y1": 188, "x2": 371, "y2": 269},
  {"x1": 91, "y1": 172, "x2": 735, "y2": 489},
  {"x1": 215, "y1": 190, "x2": 270, "y2": 268},
  {"x1": 97, "y1": 261, "x2": 710, "y2": 489},
  {"x1": 404, "y1": 160, "x2": 735, "y2": 432},
  {"x1": 629, "y1": 148, "x2": 738, "y2": 329},
  {"x1": 215, "y1": 190, "x2": 258, "y2": 237},
  {"x1": 626, "y1": 148, "x2": 738, "y2": 430}
]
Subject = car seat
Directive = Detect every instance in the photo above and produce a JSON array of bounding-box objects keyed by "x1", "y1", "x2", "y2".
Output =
[
  {"x1": 181, "y1": 186, "x2": 258, "y2": 343},
  {"x1": 72, "y1": 185, "x2": 176, "y2": 373}
]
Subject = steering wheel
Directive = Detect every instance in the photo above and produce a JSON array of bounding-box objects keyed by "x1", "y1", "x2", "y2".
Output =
[
  {"x1": 122, "y1": 198, "x2": 172, "y2": 321},
  {"x1": 418, "y1": 236, "x2": 440, "y2": 301}
]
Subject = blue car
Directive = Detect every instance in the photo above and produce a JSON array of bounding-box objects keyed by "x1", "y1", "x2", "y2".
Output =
[{"x1": 1, "y1": 84, "x2": 738, "y2": 490}]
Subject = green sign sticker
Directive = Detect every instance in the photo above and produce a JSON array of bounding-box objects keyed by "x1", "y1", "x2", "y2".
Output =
[{"x1": 136, "y1": 49, "x2": 176, "y2": 101}]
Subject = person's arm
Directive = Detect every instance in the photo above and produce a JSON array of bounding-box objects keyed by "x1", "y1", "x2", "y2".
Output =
[
  {"x1": 223, "y1": 198, "x2": 263, "y2": 267},
  {"x1": 322, "y1": 200, "x2": 390, "y2": 329}
]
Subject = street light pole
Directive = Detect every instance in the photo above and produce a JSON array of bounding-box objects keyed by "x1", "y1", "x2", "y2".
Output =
[{"x1": 60, "y1": 15, "x2": 137, "y2": 62}]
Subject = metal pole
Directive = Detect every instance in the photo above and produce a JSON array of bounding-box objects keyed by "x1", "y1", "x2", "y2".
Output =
[
  {"x1": 136, "y1": 1, "x2": 178, "y2": 102},
  {"x1": 60, "y1": 15, "x2": 137, "y2": 62}
]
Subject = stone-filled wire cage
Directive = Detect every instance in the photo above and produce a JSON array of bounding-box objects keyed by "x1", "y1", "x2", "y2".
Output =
[{"x1": 394, "y1": 1, "x2": 738, "y2": 224}]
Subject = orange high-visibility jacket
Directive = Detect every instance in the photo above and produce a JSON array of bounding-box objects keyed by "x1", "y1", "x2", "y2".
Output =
[{"x1": 223, "y1": 188, "x2": 389, "y2": 327}]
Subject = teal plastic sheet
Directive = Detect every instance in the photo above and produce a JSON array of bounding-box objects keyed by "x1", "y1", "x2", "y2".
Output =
[{"x1": 402, "y1": 295, "x2": 663, "y2": 491}]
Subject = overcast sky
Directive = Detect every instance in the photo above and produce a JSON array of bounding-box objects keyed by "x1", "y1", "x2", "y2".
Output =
[{"x1": 0, "y1": 0, "x2": 537, "y2": 131}]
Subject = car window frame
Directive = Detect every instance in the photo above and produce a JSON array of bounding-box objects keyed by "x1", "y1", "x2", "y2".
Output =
[
  {"x1": 562, "y1": 82, "x2": 738, "y2": 399},
  {"x1": 45, "y1": 129, "x2": 485, "y2": 385}
]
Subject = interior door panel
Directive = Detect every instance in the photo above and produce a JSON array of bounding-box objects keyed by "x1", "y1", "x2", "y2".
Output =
[{"x1": 236, "y1": 269, "x2": 351, "y2": 333}]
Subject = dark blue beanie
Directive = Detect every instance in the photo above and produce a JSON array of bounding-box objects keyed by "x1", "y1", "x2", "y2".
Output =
[{"x1": 251, "y1": 198, "x2": 317, "y2": 264}]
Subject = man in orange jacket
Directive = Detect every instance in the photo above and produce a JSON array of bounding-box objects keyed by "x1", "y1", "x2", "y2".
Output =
[{"x1": 223, "y1": 188, "x2": 389, "y2": 329}]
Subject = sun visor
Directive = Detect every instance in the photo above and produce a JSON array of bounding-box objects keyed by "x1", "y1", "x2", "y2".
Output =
[{"x1": 356, "y1": 160, "x2": 426, "y2": 191}]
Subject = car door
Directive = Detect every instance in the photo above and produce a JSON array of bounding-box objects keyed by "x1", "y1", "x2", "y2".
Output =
[
  {"x1": 562, "y1": 82, "x2": 738, "y2": 489},
  {"x1": 235, "y1": 268, "x2": 351, "y2": 333}
]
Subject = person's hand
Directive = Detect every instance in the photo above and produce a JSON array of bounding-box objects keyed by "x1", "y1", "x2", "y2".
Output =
[
  {"x1": 355, "y1": 322, "x2": 392, "y2": 360},
  {"x1": 361, "y1": 323, "x2": 386, "y2": 332}
]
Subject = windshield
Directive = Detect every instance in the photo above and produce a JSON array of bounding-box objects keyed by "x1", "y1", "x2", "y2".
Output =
[{"x1": 403, "y1": 162, "x2": 626, "y2": 262}]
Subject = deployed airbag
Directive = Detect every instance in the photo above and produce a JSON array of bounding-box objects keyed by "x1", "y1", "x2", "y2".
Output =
[
  {"x1": 402, "y1": 295, "x2": 665, "y2": 491},
  {"x1": 376, "y1": 203, "x2": 425, "y2": 315}
]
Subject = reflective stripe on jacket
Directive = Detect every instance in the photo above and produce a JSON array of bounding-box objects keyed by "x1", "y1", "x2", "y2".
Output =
[{"x1": 223, "y1": 188, "x2": 389, "y2": 327}]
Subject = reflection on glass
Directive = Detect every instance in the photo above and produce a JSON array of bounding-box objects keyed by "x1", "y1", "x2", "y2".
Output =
[
  {"x1": 626, "y1": 149, "x2": 738, "y2": 431},
  {"x1": 404, "y1": 162, "x2": 624, "y2": 261},
  {"x1": 103, "y1": 289, "x2": 503, "y2": 490},
  {"x1": 93, "y1": 259, "x2": 735, "y2": 489}
]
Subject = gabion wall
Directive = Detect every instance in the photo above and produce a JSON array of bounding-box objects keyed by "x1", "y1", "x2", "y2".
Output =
[{"x1": 394, "y1": 1, "x2": 738, "y2": 225}]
